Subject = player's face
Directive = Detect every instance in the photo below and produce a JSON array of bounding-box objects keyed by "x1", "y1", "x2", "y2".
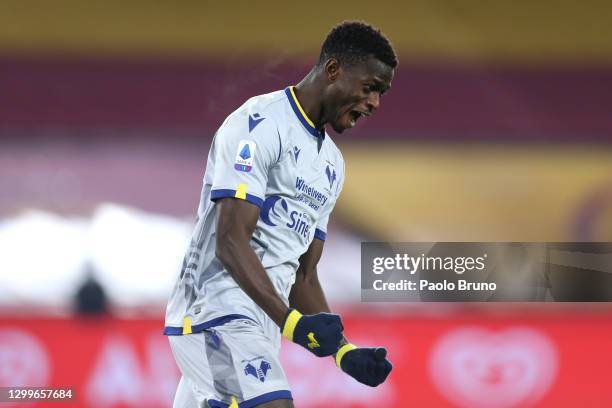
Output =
[{"x1": 325, "y1": 57, "x2": 394, "y2": 133}]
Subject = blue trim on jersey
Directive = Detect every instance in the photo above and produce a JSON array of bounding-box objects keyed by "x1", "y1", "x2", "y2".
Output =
[
  {"x1": 208, "y1": 390, "x2": 292, "y2": 408},
  {"x1": 314, "y1": 228, "x2": 327, "y2": 241},
  {"x1": 211, "y1": 189, "x2": 264, "y2": 208},
  {"x1": 163, "y1": 314, "x2": 255, "y2": 336},
  {"x1": 284, "y1": 87, "x2": 325, "y2": 139}
]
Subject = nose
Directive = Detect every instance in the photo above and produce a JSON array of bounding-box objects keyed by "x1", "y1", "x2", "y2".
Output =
[{"x1": 366, "y1": 92, "x2": 380, "y2": 112}]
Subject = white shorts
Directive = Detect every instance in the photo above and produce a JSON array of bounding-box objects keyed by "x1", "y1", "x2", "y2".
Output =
[{"x1": 168, "y1": 318, "x2": 292, "y2": 408}]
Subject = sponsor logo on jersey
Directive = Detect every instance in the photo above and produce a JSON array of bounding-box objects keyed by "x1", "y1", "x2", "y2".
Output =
[
  {"x1": 260, "y1": 195, "x2": 313, "y2": 242},
  {"x1": 243, "y1": 357, "x2": 272, "y2": 382},
  {"x1": 248, "y1": 113, "x2": 265, "y2": 132},
  {"x1": 260, "y1": 195, "x2": 288, "y2": 226},
  {"x1": 286, "y1": 210, "x2": 311, "y2": 241},
  {"x1": 234, "y1": 140, "x2": 256, "y2": 172},
  {"x1": 295, "y1": 177, "x2": 328, "y2": 206}
]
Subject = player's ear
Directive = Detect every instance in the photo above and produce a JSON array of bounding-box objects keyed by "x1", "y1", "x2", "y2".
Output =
[{"x1": 324, "y1": 58, "x2": 341, "y2": 82}]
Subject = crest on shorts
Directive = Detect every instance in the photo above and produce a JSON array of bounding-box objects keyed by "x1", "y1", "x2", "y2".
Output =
[{"x1": 243, "y1": 358, "x2": 272, "y2": 382}]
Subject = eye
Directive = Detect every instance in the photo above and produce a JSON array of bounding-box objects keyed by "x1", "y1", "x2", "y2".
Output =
[{"x1": 362, "y1": 86, "x2": 372, "y2": 94}]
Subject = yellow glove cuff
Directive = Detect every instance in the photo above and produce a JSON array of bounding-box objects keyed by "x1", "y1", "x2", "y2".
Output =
[
  {"x1": 281, "y1": 309, "x2": 303, "y2": 341},
  {"x1": 335, "y1": 343, "x2": 358, "y2": 368}
]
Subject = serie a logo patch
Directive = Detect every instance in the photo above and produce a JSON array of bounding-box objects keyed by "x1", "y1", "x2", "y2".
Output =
[{"x1": 234, "y1": 140, "x2": 257, "y2": 172}]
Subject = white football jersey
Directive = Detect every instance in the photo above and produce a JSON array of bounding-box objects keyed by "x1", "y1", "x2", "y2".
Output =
[{"x1": 164, "y1": 87, "x2": 345, "y2": 335}]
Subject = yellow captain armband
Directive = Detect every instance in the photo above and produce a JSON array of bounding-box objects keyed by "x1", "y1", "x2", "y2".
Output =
[
  {"x1": 281, "y1": 309, "x2": 303, "y2": 341},
  {"x1": 182, "y1": 316, "x2": 192, "y2": 335},
  {"x1": 234, "y1": 183, "x2": 247, "y2": 200},
  {"x1": 335, "y1": 343, "x2": 358, "y2": 368}
]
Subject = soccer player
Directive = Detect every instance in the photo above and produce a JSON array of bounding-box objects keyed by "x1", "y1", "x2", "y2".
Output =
[{"x1": 164, "y1": 21, "x2": 397, "y2": 408}]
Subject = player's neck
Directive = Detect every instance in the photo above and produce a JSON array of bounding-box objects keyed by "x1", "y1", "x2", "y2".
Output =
[{"x1": 294, "y1": 72, "x2": 326, "y2": 130}]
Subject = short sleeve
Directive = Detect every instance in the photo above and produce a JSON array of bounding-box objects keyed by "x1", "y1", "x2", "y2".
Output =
[
  {"x1": 314, "y1": 214, "x2": 329, "y2": 241},
  {"x1": 209, "y1": 111, "x2": 280, "y2": 208}
]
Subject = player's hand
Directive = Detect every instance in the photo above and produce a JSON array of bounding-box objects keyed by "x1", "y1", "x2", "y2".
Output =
[
  {"x1": 335, "y1": 344, "x2": 392, "y2": 387},
  {"x1": 281, "y1": 308, "x2": 344, "y2": 357}
]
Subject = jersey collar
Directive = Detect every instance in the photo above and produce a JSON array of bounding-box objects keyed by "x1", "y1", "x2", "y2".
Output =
[{"x1": 285, "y1": 86, "x2": 325, "y2": 139}]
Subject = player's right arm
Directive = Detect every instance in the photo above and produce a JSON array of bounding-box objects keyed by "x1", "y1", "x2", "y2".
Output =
[
  {"x1": 215, "y1": 197, "x2": 343, "y2": 357},
  {"x1": 215, "y1": 197, "x2": 289, "y2": 327}
]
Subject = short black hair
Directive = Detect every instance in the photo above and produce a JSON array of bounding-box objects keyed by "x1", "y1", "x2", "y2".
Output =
[{"x1": 318, "y1": 21, "x2": 398, "y2": 69}]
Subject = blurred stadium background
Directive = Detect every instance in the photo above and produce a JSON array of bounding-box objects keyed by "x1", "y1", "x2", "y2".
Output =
[{"x1": 1, "y1": 1, "x2": 611, "y2": 407}]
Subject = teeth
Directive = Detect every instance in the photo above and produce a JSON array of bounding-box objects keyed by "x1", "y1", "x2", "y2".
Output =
[{"x1": 349, "y1": 111, "x2": 361, "y2": 127}]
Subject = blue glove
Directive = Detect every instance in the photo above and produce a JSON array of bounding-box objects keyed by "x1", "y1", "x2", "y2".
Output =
[
  {"x1": 336, "y1": 344, "x2": 392, "y2": 387},
  {"x1": 281, "y1": 308, "x2": 344, "y2": 357}
]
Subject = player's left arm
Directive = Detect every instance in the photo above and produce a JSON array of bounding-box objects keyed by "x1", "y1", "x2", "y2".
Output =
[
  {"x1": 289, "y1": 238, "x2": 330, "y2": 314},
  {"x1": 289, "y1": 238, "x2": 393, "y2": 387}
]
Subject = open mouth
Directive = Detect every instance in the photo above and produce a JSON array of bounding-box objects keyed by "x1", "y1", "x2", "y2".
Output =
[{"x1": 349, "y1": 110, "x2": 367, "y2": 126}]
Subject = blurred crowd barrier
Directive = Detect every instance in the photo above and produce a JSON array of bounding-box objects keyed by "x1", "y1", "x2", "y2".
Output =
[
  {"x1": 3, "y1": 59, "x2": 611, "y2": 140},
  {"x1": 1, "y1": 310, "x2": 611, "y2": 408}
]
